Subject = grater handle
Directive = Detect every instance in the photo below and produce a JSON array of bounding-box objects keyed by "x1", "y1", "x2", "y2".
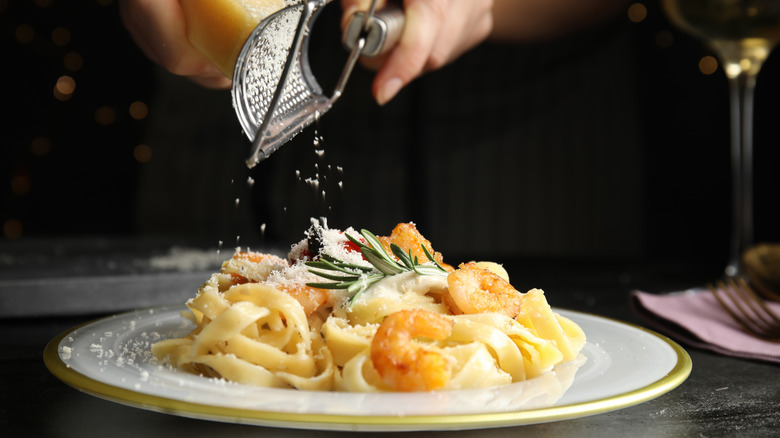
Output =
[{"x1": 342, "y1": 5, "x2": 405, "y2": 58}]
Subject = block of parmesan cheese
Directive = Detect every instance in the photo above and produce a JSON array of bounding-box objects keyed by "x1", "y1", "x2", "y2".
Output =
[{"x1": 179, "y1": 0, "x2": 287, "y2": 77}]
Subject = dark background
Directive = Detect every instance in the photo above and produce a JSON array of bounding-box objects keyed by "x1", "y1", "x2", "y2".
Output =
[{"x1": 2, "y1": 0, "x2": 778, "y2": 269}]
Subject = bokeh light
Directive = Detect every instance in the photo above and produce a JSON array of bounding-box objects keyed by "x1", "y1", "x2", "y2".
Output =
[
  {"x1": 64, "y1": 51, "x2": 84, "y2": 71},
  {"x1": 129, "y1": 101, "x2": 148, "y2": 120},
  {"x1": 133, "y1": 144, "x2": 152, "y2": 163},
  {"x1": 53, "y1": 75, "x2": 76, "y2": 101},
  {"x1": 51, "y1": 26, "x2": 70, "y2": 46},
  {"x1": 11, "y1": 169, "x2": 31, "y2": 195},
  {"x1": 698, "y1": 56, "x2": 719, "y2": 75},
  {"x1": 3, "y1": 219, "x2": 23, "y2": 240},
  {"x1": 94, "y1": 105, "x2": 117, "y2": 125},
  {"x1": 15, "y1": 24, "x2": 35, "y2": 44},
  {"x1": 627, "y1": 3, "x2": 648, "y2": 23},
  {"x1": 4, "y1": 1, "x2": 171, "y2": 238},
  {"x1": 30, "y1": 136, "x2": 52, "y2": 156}
]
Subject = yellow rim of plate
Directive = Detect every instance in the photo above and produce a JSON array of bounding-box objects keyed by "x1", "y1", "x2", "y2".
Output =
[{"x1": 42, "y1": 309, "x2": 692, "y2": 431}]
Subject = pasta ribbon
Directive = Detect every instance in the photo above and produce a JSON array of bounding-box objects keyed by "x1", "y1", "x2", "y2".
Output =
[{"x1": 154, "y1": 283, "x2": 334, "y2": 390}]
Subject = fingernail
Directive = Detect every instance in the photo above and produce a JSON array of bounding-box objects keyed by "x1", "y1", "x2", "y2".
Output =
[{"x1": 378, "y1": 77, "x2": 403, "y2": 105}]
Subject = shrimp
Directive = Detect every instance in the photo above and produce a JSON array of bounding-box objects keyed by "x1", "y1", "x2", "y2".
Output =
[
  {"x1": 370, "y1": 309, "x2": 454, "y2": 392},
  {"x1": 278, "y1": 284, "x2": 329, "y2": 316},
  {"x1": 378, "y1": 222, "x2": 451, "y2": 269},
  {"x1": 221, "y1": 251, "x2": 327, "y2": 316},
  {"x1": 444, "y1": 263, "x2": 523, "y2": 318}
]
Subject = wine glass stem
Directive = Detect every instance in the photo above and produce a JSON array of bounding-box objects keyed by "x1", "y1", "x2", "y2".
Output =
[{"x1": 725, "y1": 70, "x2": 756, "y2": 277}]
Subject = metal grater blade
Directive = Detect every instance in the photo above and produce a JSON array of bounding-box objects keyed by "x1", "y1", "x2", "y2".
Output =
[{"x1": 232, "y1": 0, "x2": 334, "y2": 168}]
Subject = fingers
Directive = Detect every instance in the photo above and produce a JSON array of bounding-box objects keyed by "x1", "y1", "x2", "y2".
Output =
[
  {"x1": 372, "y1": 0, "x2": 442, "y2": 105},
  {"x1": 341, "y1": 0, "x2": 493, "y2": 105},
  {"x1": 187, "y1": 67, "x2": 233, "y2": 89},
  {"x1": 119, "y1": 0, "x2": 231, "y2": 89}
]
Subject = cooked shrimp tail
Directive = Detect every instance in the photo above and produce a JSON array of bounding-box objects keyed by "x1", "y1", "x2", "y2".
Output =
[
  {"x1": 445, "y1": 263, "x2": 523, "y2": 318},
  {"x1": 370, "y1": 309, "x2": 453, "y2": 391}
]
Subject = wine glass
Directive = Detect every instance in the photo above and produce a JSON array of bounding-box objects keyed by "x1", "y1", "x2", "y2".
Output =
[{"x1": 660, "y1": 0, "x2": 780, "y2": 276}]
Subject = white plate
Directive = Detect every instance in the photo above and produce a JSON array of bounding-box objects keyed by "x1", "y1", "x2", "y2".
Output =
[{"x1": 44, "y1": 306, "x2": 691, "y2": 431}]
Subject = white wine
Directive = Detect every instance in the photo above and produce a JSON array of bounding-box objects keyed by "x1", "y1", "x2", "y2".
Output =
[
  {"x1": 661, "y1": 1, "x2": 780, "y2": 275},
  {"x1": 662, "y1": 0, "x2": 780, "y2": 75}
]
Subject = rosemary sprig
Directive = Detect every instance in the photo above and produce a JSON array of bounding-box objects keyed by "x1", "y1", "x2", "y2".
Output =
[{"x1": 305, "y1": 229, "x2": 448, "y2": 305}]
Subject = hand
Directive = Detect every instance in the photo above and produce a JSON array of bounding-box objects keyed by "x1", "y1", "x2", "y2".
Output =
[
  {"x1": 119, "y1": 0, "x2": 231, "y2": 89},
  {"x1": 341, "y1": 0, "x2": 494, "y2": 105}
]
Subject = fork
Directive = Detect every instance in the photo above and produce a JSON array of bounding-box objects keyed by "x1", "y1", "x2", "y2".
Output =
[{"x1": 708, "y1": 277, "x2": 780, "y2": 341}]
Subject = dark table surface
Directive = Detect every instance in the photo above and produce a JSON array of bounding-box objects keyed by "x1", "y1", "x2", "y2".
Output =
[{"x1": 1, "y1": 242, "x2": 778, "y2": 437}]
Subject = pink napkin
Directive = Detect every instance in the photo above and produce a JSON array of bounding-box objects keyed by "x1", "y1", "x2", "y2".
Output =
[{"x1": 631, "y1": 289, "x2": 780, "y2": 363}]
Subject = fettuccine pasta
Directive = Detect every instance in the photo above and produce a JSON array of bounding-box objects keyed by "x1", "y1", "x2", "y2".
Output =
[{"x1": 152, "y1": 220, "x2": 586, "y2": 392}]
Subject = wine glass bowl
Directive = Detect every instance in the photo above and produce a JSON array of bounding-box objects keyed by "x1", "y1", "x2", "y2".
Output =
[
  {"x1": 662, "y1": 0, "x2": 780, "y2": 71},
  {"x1": 660, "y1": 0, "x2": 780, "y2": 275}
]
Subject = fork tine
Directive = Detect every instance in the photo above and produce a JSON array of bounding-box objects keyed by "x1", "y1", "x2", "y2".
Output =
[
  {"x1": 749, "y1": 276, "x2": 780, "y2": 304},
  {"x1": 710, "y1": 282, "x2": 761, "y2": 336},
  {"x1": 709, "y1": 279, "x2": 780, "y2": 340},
  {"x1": 732, "y1": 277, "x2": 780, "y2": 326},
  {"x1": 735, "y1": 279, "x2": 780, "y2": 339},
  {"x1": 723, "y1": 279, "x2": 765, "y2": 326}
]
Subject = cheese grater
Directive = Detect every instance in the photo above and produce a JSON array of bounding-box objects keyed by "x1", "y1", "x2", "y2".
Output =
[{"x1": 231, "y1": 0, "x2": 403, "y2": 167}]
